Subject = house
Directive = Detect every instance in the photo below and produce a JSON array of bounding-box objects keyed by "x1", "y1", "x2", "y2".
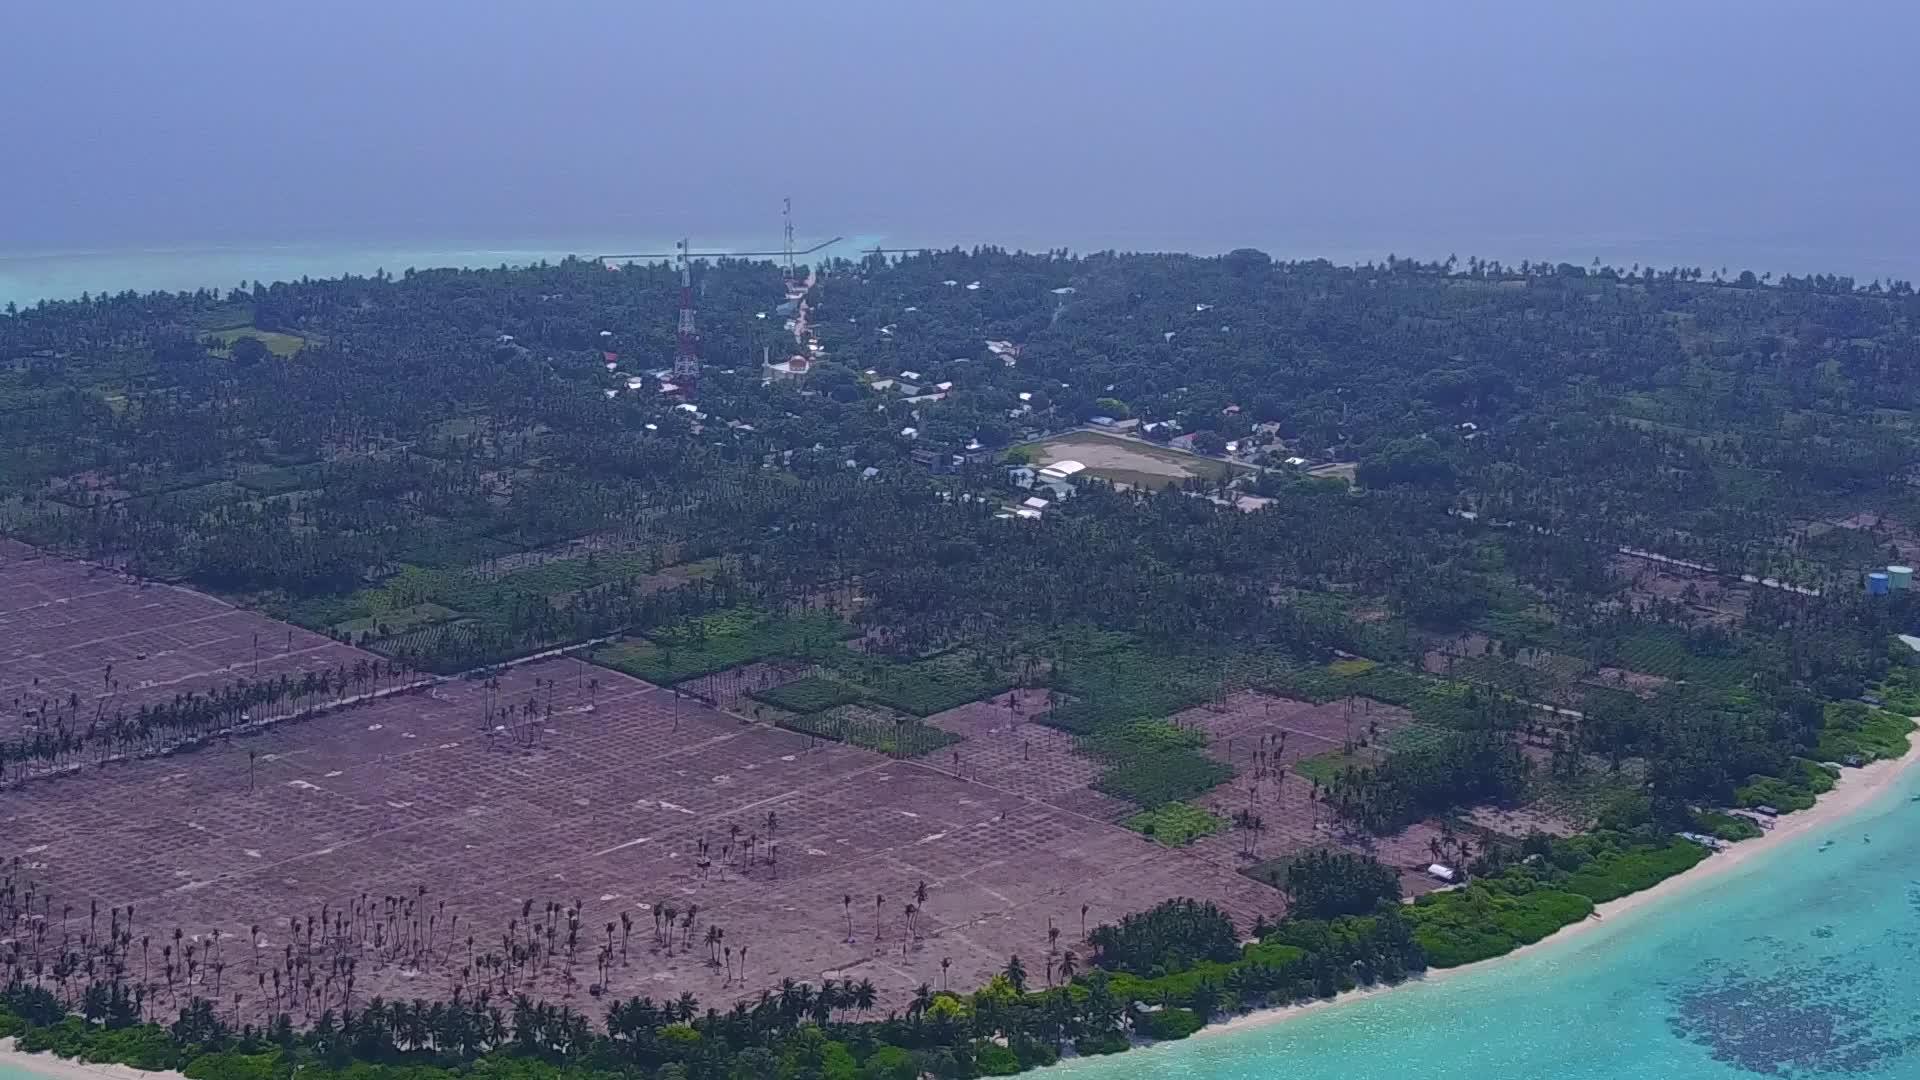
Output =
[
  {"x1": 900, "y1": 426, "x2": 919, "y2": 439},
  {"x1": 1014, "y1": 507, "x2": 1042, "y2": 520},
  {"x1": 869, "y1": 378, "x2": 896, "y2": 392},
  {"x1": 1035, "y1": 478, "x2": 1076, "y2": 501},
  {"x1": 1022, "y1": 496, "x2": 1050, "y2": 511},
  {"x1": 1089, "y1": 416, "x2": 1117, "y2": 427},
  {"x1": 896, "y1": 383, "x2": 923, "y2": 396},
  {"x1": 899, "y1": 370, "x2": 923, "y2": 382},
  {"x1": 912, "y1": 448, "x2": 950, "y2": 473},
  {"x1": 1426, "y1": 863, "x2": 1457, "y2": 883},
  {"x1": 1169, "y1": 433, "x2": 1199, "y2": 452},
  {"x1": 764, "y1": 355, "x2": 812, "y2": 381},
  {"x1": 861, "y1": 466, "x2": 881, "y2": 480}
]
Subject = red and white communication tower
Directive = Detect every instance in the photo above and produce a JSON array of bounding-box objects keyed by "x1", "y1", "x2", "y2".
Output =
[
  {"x1": 671, "y1": 238, "x2": 701, "y2": 385},
  {"x1": 595, "y1": 211, "x2": 848, "y2": 392}
]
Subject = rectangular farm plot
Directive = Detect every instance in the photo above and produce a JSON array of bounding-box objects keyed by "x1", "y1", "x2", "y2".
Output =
[
  {"x1": 0, "y1": 544, "x2": 388, "y2": 744},
  {"x1": 1, "y1": 651, "x2": 1299, "y2": 1016},
  {"x1": 590, "y1": 609, "x2": 852, "y2": 685}
]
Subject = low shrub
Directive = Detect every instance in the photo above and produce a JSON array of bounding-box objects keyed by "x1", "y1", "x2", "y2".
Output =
[{"x1": 1140, "y1": 1007, "x2": 1205, "y2": 1041}]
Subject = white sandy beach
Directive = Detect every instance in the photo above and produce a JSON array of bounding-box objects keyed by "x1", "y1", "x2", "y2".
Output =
[{"x1": 1194, "y1": 740, "x2": 1920, "y2": 1042}]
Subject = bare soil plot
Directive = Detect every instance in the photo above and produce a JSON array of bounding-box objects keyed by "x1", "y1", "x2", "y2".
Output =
[
  {"x1": 924, "y1": 691, "x2": 1124, "y2": 818},
  {"x1": 0, "y1": 540, "x2": 379, "y2": 741},
  {"x1": 1019, "y1": 431, "x2": 1233, "y2": 489},
  {"x1": 0, "y1": 658, "x2": 1286, "y2": 1019},
  {"x1": 1610, "y1": 554, "x2": 1751, "y2": 625}
]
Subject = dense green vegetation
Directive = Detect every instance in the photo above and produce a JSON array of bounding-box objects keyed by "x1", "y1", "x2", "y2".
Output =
[{"x1": 1405, "y1": 832, "x2": 1708, "y2": 967}]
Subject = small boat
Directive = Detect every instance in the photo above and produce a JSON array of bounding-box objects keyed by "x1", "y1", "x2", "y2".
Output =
[{"x1": 1818, "y1": 840, "x2": 1835, "y2": 852}]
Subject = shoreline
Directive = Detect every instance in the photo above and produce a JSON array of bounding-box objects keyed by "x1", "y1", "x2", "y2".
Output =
[{"x1": 1188, "y1": 740, "x2": 1920, "y2": 1045}]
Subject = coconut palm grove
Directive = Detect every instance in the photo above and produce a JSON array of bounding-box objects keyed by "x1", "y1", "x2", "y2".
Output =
[{"x1": 3, "y1": 249, "x2": 1920, "y2": 1078}]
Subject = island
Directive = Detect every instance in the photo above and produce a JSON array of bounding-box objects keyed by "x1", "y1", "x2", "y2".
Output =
[{"x1": 2, "y1": 247, "x2": 1917, "y2": 1080}]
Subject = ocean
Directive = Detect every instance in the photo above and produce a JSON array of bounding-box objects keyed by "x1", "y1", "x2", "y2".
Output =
[{"x1": 1045, "y1": 762, "x2": 1920, "y2": 1080}]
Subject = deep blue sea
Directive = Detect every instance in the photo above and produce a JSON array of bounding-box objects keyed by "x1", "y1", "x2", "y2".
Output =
[{"x1": 1045, "y1": 761, "x2": 1920, "y2": 1080}]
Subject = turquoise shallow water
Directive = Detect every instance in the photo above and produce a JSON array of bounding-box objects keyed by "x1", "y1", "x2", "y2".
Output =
[
  {"x1": 1048, "y1": 763, "x2": 1920, "y2": 1080},
  {"x1": 0, "y1": 235, "x2": 889, "y2": 310}
]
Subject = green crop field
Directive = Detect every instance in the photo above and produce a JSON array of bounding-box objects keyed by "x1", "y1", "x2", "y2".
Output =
[
  {"x1": 1125, "y1": 803, "x2": 1226, "y2": 846},
  {"x1": 750, "y1": 675, "x2": 865, "y2": 714},
  {"x1": 777, "y1": 703, "x2": 960, "y2": 758},
  {"x1": 593, "y1": 609, "x2": 851, "y2": 685}
]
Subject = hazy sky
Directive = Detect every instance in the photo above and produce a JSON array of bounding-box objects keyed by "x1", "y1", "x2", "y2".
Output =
[{"x1": 4, "y1": 1, "x2": 1915, "y2": 274}]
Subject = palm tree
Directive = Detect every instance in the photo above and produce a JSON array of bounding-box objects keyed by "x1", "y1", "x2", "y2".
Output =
[
  {"x1": 1058, "y1": 949, "x2": 1079, "y2": 983},
  {"x1": 1003, "y1": 954, "x2": 1027, "y2": 992},
  {"x1": 940, "y1": 955, "x2": 952, "y2": 991},
  {"x1": 843, "y1": 895, "x2": 854, "y2": 942}
]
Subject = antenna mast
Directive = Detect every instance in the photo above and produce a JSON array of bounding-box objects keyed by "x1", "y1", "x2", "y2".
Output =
[
  {"x1": 783, "y1": 197, "x2": 796, "y2": 286},
  {"x1": 672, "y1": 238, "x2": 700, "y2": 385}
]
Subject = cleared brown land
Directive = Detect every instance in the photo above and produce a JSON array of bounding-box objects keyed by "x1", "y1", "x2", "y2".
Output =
[
  {"x1": 2, "y1": 646, "x2": 1282, "y2": 1019},
  {"x1": 0, "y1": 539, "x2": 378, "y2": 741},
  {"x1": 1611, "y1": 553, "x2": 1751, "y2": 625}
]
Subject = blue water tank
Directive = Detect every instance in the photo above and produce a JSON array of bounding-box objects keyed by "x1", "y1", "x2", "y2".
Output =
[{"x1": 1868, "y1": 571, "x2": 1891, "y2": 595}]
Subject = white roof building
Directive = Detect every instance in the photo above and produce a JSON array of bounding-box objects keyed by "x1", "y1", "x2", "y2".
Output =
[{"x1": 1022, "y1": 496, "x2": 1050, "y2": 510}]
